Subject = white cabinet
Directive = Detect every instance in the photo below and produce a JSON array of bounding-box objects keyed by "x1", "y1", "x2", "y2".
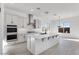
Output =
[
  {"x1": 27, "y1": 34, "x2": 59, "y2": 55},
  {"x1": 17, "y1": 17, "x2": 25, "y2": 28},
  {"x1": 17, "y1": 17, "x2": 27, "y2": 42},
  {"x1": 5, "y1": 14, "x2": 27, "y2": 43},
  {"x1": 17, "y1": 34, "x2": 26, "y2": 42},
  {"x1": 12, "y1": 15, "x2": 18, "y2": 25},
  {"x1": 17, "y1": 17, "x2": 23, "y2": 28},
  {"x1": 30, "y1": 37, "x2": 35, "y2": 53},
  {"x1": 5, "y1": 14, "x2": 18, "y2": 25},
  {"x1": 35, "y1": 39, "x2": 44, "y2": 54},
  {"x1": 27, "y1": 36, "x2": 35, "y2": 53},
  {"x1": 5, "y1": 14, "x2": 12, "y2": 25},
  {"x1": 23, "y1": 18, "x2": 28, "y2": 28},
  {"x1": 27, "y1": 36, "x2": 31, "y2": 50}
]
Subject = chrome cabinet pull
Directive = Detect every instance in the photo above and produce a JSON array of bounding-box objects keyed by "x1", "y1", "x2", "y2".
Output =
[
  {"x1": 42, "y1": 38, "x2": 44, "y2": 42},
  {"x1": 48, "y1": 37, "x2": 51, "y2": 40},
  {"x1": 52, "y1": 36, "x2": 54, "y2": 39},
  {"x1": 48, "y1": 37, "x2": 50, "y2": 40}
]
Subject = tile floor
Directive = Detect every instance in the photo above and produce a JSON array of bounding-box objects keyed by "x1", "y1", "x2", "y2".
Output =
[{"x1": 3, "y1": 38, "x2": 79, "y2": 55}]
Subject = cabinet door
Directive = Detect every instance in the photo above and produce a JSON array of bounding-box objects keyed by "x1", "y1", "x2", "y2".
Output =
[
  {"x1": 42, "y1": 38, "x2": 47, "y2": 51},
  {"x1": 12, "y1": 15, "x2": 18, "y2": 25},
  {"x1": 17, "y1": 17, "x2": 24, "y2": 28},
  {"x1": 35, "y1": 39, "x2": 43, "y2": 54},
  {"x1": 35, "y1": 38, "x2": 47, "y2": 54},
  {"x1": 17, "y1": 16, "x2": 21, "y2": 28},
  {"x1": 5, "y1": 14, "x2": 18, "y2": 25},
  {"x1": 30, "y1": 37, "x2": 35, "y2": 54},
  {"x1": 5, "y1": 14, "x2": 12, "y2": 25},
  {"x1": 27, "y1": 36, "x2": 31, "y2": 50},
  {"x1": 17, "y1": 34, "x2": 26, "y2": 42},
  {"x1": 46, "y1": 37, "x2": 53, "y2": 49},
  {"x1": 23, "y1": 18, "x2": 28, "y2": 28}
]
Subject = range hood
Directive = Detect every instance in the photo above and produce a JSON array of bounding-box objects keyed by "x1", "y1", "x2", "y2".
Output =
[{"x1": 28, "y1": 14, "x2": 33, "y2": 25}]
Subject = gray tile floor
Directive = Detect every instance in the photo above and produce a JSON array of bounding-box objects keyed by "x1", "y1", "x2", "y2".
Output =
[{"x1": 3, "y1": 38, "x2": 79, "y2": 55}]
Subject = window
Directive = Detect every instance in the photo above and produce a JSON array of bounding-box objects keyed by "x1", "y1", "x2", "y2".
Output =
[{"x1": 58, "y1": 21, "x2": 70, "y2": 33}]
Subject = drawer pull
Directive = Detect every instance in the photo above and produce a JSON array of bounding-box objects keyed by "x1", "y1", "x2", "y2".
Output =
[{"x1": 42, "y1": 38, "x2": 44, "y2": 42}]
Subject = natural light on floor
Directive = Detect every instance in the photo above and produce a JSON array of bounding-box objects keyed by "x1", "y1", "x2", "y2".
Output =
[
  {"x1": 64, "y1": 38, "x2": 79, "y2": 42},
  {"x1": 3, "y1": 40, "x2": 8, "y2": 48}
]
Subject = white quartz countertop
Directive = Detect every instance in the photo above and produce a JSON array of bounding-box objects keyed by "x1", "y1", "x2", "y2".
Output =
[{"x1": 26, "y1": 33, "x2": 59, "y2": 39}]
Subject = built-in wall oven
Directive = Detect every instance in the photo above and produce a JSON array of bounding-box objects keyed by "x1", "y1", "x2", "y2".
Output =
[{"x1": 7, "y1": 25, "x2": 17, "y2": 41}]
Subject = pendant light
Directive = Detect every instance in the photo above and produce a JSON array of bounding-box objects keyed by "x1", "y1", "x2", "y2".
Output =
[{"x1": 58, "y1": 16, "x2": 61, "y2": 28}]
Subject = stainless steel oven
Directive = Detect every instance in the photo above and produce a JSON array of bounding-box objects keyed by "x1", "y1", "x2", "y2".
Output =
[
  {"x1": 7, "y1": 25, "x2": 17, "y2": 33},
  {"x1": 7, "y1": 25, "x2": 17, "y2": 41}
]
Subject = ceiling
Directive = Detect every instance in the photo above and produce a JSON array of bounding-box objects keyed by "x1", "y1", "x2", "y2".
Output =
[{"x1": 4, "y1": 3, "x2": 79, "y2": 19}]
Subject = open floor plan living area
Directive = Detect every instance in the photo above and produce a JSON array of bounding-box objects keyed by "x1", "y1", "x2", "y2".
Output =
[{"x1": 0, "y1": 3, "x2": 79, "y2": 55}]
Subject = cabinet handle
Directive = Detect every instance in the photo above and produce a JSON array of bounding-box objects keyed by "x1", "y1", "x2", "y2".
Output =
[
  {"x1": 52, "y1": 36, "x2": 54, "y2": 39},
  {"x1": 48, "y1": 37, "x2": 49, "y2": 40},
  {"x1": 42, "y1": 38, "x2": 44, "y2": 42},
  {"x1": 56, "y1": 35, "x2": 58, "y2": 38}
]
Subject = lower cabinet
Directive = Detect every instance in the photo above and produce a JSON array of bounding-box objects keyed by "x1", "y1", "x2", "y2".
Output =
[
  {"x1": 27, "y1": 35, "x2": 58, "y2": 55},
  {"x1": 17, "y1": 34, "x2": 26, "y2": 42},
  {"x1": 30, "y1": 37, "x2": 35, "y2": 53},
  {"x1": 35, "y1": 38, "x2": 47, "y2": 54},
  {"x1": 27, "y1": 36, "x2": 35, "y2": 54},
  {"x1": 27, "y1": 36, "x2": 31, "y2": 51}
]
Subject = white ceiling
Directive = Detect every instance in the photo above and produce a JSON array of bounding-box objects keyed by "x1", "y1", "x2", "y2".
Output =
[{"x1": 4, "y1": 3, "x2": 79, "y2": 19}]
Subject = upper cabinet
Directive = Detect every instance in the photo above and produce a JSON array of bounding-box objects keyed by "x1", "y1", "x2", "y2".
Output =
[
  {"x1": 5, "y1": 14, "x2": 27, "y2": 28},
  {"x1": 12, "y1": 15, "x2": 18, "y2": 25},
  {"x1": 18, "y1": 16, "x2": 24, "y2": 28},
  {"x1": 5, "y1": 14, "x2": 18, "y2": 25},
  {"x1": 5, "y1": 14, "x2": 12, "y2": 25}
]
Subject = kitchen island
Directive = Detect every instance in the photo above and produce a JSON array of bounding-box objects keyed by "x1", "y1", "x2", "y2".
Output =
[{"x1": 26, "y1": 33, "x2": 59, "y2": 55}]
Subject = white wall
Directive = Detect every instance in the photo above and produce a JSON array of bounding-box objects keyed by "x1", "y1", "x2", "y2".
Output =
[
  {"x1": 0, "y1": 4, "x2": 5, "y2": 54},
  {"x1": 0, "y1": 4, "x2": 2, "y2": 54},
  {"x1": 0, "y1": 9, "x2": 2, "y2": 54},
  {"x1": 68, "y1": 16, "x2": 79, "y2": 38}
]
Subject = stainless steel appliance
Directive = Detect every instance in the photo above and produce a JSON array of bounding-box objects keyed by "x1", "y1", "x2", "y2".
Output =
[{"x1": 7, "y1": 25, "x2": 17, "y2": 41}]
